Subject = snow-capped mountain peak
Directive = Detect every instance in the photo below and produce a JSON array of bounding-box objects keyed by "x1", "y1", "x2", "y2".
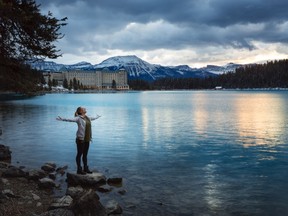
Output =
[
  {"x1": 96, "y1": 55, "x2": 154, "y2": 68},
  {"x1": 94, "y1": 55, "x2": 158, "y2": 80}
]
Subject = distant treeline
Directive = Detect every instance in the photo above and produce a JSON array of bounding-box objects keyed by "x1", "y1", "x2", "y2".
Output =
[{"x1": 128, "y1": 59, "x2": 288, "y2": 90}]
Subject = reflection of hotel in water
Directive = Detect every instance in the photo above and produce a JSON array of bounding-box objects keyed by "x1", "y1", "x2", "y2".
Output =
[{"x1": 43, "y1": 70, "x2": 129, "y2": 90}]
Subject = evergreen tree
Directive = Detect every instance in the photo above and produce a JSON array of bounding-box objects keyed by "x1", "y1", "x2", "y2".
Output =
[
  {"x1": 63, "y1": 78, "x2": 68, "y2": 89},
  {"x1": 52, "y1": 79, "x2": 58, "y2": 87},
  {"x1": 69, "y1": 80, "x2": 73, "y2": 90},
  {"x1": 73, "y1": 77, "x2": 78, "y2": 90},
  {"x1": 112, "y1": 80, "x2": 116, "y2": 89},
  {"x1": 0, "y1": 0, "x2": 67, "y2": 93},
  {"x1": 48, "y1": 78, "x2": 52, "y2": 88},
  {"x1": 77, "y1": 80, "x2": 80, "y2": 89},
  {"x1": 0, "y1": 0, "x2": 67, "y2": 63}
]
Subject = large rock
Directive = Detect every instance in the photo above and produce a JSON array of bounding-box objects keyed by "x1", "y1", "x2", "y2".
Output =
[
  {"x1": 41, "y1": 163, "x2": 56, "y2": 173},
  {"x1": 27, "y1": 169, "x2": 47, "y2": 181},
  {"x1": 66, "y1": 172, "x2": 106, "y2": 187},
  {"x1": 107, "y1": 177, "x2": 123, "y2": 186},
  {"x1": 105, "y1": 200, "x2": 123, "y2": 215},
  {"x1": 56, "y1": 165, "x2": 68, "y2": 176},
  {"x1": 0, "y1": 144, "x2": 11, "y2": 162},
  {"x1": 2, "y1": 166, "x2": 27, "y2": 178},
  {"x1": 98, "y1": 184, "x2": 113, "y2": 193},
  {"x1": 71, "y1": 189, "x2": 107, "y2": 216},
  {"x1": 38, "y1": 177, "x2": 56, "y2": 189}
]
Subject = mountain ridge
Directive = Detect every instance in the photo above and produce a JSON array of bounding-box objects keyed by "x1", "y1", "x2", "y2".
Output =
[{"x1": 30, "y1": 55, "x2": 243, "y2": 81}]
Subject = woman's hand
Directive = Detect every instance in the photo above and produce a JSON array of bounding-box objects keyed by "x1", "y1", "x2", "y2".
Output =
[{"x1": 56, "y1": 116, "x2": 62, "y2": 121}]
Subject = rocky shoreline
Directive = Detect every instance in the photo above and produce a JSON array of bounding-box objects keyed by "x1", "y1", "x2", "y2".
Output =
[{"x1": 0, "y1": 144, "x2": 125, "y2": 216}]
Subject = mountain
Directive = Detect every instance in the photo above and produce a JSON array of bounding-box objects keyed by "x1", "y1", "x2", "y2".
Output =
[
  {"x1": 94, "y1": 55, "x2": 159, "y2": 80},
  {"x1": 30, "y1": 60, "x2": 94, "y2": 72},
  {"x1": 202, "y1": 63, "x2": 243, "y2": 75},
  {"x1": 30, "y1": 60, "x2": 66, "y2": 72},
  {"x1": 30, "y1": 55, "x2": 243, "y2": 81}
]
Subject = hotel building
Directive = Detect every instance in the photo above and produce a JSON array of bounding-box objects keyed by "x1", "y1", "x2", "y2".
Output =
[{"x1": 44, "y1": 70, "x2": 129, "y2": 90}]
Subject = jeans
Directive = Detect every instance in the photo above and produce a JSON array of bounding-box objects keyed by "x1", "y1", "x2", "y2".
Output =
[{"x1": 76, "y1": 138, "x2": 90, "y2": 168}]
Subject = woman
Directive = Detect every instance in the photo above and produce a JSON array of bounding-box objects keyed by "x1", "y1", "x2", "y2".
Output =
[{"x1": 56, "y1": 107, "x2": 101, "y2": 175}]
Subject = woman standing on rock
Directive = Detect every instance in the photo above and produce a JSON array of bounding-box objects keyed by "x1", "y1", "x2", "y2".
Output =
[{"x1": 56, "y1": 107, "x2": 101, "y2": 175}]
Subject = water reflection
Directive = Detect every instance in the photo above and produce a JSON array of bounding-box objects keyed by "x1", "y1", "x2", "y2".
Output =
[
  {"x1": 235, "y1": 93, "x2": 285, "y2": 148},
  {"x1": 203, "y1": 163, "x2": 222, "y2": 211},
  {"x1": 141, "y1": 107, "x2": 149, "y2": 148},
  {"x1": 193, "y1": 93, "x2": 209, "y2": 136}
]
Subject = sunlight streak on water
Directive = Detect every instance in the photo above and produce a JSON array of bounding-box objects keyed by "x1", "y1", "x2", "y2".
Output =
[{"x1": 235, "y1": 93, "x2": 286, "y2": 148}]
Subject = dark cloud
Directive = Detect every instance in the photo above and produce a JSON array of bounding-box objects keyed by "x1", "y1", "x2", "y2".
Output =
[{"x1": 35, "y1": 0, "x2": 288, "y2": 65}]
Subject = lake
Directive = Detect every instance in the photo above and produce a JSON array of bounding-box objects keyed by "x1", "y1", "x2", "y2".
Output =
[{"x1": 1, "y1": 90, "x2": 288, "y2": 215}]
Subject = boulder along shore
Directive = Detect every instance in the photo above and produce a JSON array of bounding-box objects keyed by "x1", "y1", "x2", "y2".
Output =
[{"x1": 0, "y1": 144, "x2": 126, "y2": 216}]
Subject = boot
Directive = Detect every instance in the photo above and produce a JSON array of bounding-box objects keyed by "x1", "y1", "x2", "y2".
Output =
[
  {"x1": 84, "y1": 165, "x2": 92, "y2": 174},
  {"x1": 77, "y1": 166, "x2": 86, "y2": 175}
]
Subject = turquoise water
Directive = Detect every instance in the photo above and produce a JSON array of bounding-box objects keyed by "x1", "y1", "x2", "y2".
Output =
[{"x1": 1, "y1": 91, "x2": 288, "y2": 215}]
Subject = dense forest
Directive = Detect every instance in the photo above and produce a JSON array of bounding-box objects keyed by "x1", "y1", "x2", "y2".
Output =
[{"x1": 128, "y1": 59, "x2": 288, "y2": 90}]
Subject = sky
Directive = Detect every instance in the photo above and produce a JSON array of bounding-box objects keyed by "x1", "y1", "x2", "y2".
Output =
[{"x1": 36, "y1": 0, "x2": 288, "y2": 68}]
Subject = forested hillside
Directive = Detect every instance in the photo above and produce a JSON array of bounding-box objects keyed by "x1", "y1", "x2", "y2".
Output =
[
  {"x1": 218, "y1": 59, "x2": 288, "y2": 88},
  {"x1": 129, "y1": 59, "x2": 288, "y2": 90}
]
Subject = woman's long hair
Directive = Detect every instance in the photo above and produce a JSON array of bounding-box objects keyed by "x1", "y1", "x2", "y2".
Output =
[{"x1": 75, "y1": 107, "x2": 82, "y2": 117}]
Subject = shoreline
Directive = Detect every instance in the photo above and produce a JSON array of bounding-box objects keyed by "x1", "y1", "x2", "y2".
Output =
[{"x1": 0, "y1": 144, "x2": 125, "y2": 216}]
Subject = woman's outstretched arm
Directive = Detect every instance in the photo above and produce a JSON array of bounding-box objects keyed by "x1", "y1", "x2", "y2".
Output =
[
  {"x1": 56, "y1": 116, "x2": 78, "y2": 122},
  {"x1": 90, "y1": 115, "x2": 101, "y2": 121}
]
